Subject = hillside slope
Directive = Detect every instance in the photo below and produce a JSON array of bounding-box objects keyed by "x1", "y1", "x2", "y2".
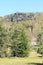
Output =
[{"x1": 0, "y1": 12, "x2": 43, "y2": 45}]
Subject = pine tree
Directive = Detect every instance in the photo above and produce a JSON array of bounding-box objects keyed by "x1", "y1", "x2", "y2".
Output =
[{"x1": 11, "y1": 27, "x2": 29, "y2": 57}]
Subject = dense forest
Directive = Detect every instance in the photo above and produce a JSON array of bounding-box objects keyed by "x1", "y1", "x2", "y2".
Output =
[{"x1": 0, "y1": 12, "x2": 43, "y2": 57}]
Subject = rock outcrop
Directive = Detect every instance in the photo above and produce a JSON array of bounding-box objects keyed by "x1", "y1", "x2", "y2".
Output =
[{"x1": 4, "y1": 12, "x2": 35, "y2": 22}]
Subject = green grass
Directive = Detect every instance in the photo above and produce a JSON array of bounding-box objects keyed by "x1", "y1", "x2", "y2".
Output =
[{"x1": 0, "y1": 57, "x2": 43, "y2": 65}]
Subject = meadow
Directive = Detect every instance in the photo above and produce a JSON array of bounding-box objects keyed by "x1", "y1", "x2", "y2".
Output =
[{"x1": 0, "y1": 57, "x2": 43, "y2": 65}]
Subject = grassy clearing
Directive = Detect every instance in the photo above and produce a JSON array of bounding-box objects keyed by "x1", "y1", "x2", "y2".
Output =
[{"x1": 0, "y1": 57, "x2": 43, "y2": 65}]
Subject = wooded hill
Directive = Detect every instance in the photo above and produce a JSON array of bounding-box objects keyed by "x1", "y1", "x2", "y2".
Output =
[{"x1": 0, "y1": 12, "x2": 43, "y2": 57}]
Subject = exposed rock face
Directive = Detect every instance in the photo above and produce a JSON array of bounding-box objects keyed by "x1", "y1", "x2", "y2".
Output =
[{"x1": 4, "y1": 13, "x2": 35, "y2": 22}]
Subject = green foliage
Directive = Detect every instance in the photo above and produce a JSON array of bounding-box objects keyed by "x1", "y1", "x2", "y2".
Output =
[
  {"x1": 37, "y1": 45, "x2": 43, "y2": 56},
  {"x1": 37, "y1": 33, "x2": 42, "y2": 45},
  {"x1": 0, "y1": 24, "x2": 29, "y2": 57},
  {"x1": 37, "y1": 33, "x2": 43, "y2": 56},
  {"x1": 11, "y1": 28, "x2": 29, "y2": 57}
]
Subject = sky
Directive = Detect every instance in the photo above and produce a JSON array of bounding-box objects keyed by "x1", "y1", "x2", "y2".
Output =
[{"x1": 0, "y1": 0, "x2": 43, "y2": 16}]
